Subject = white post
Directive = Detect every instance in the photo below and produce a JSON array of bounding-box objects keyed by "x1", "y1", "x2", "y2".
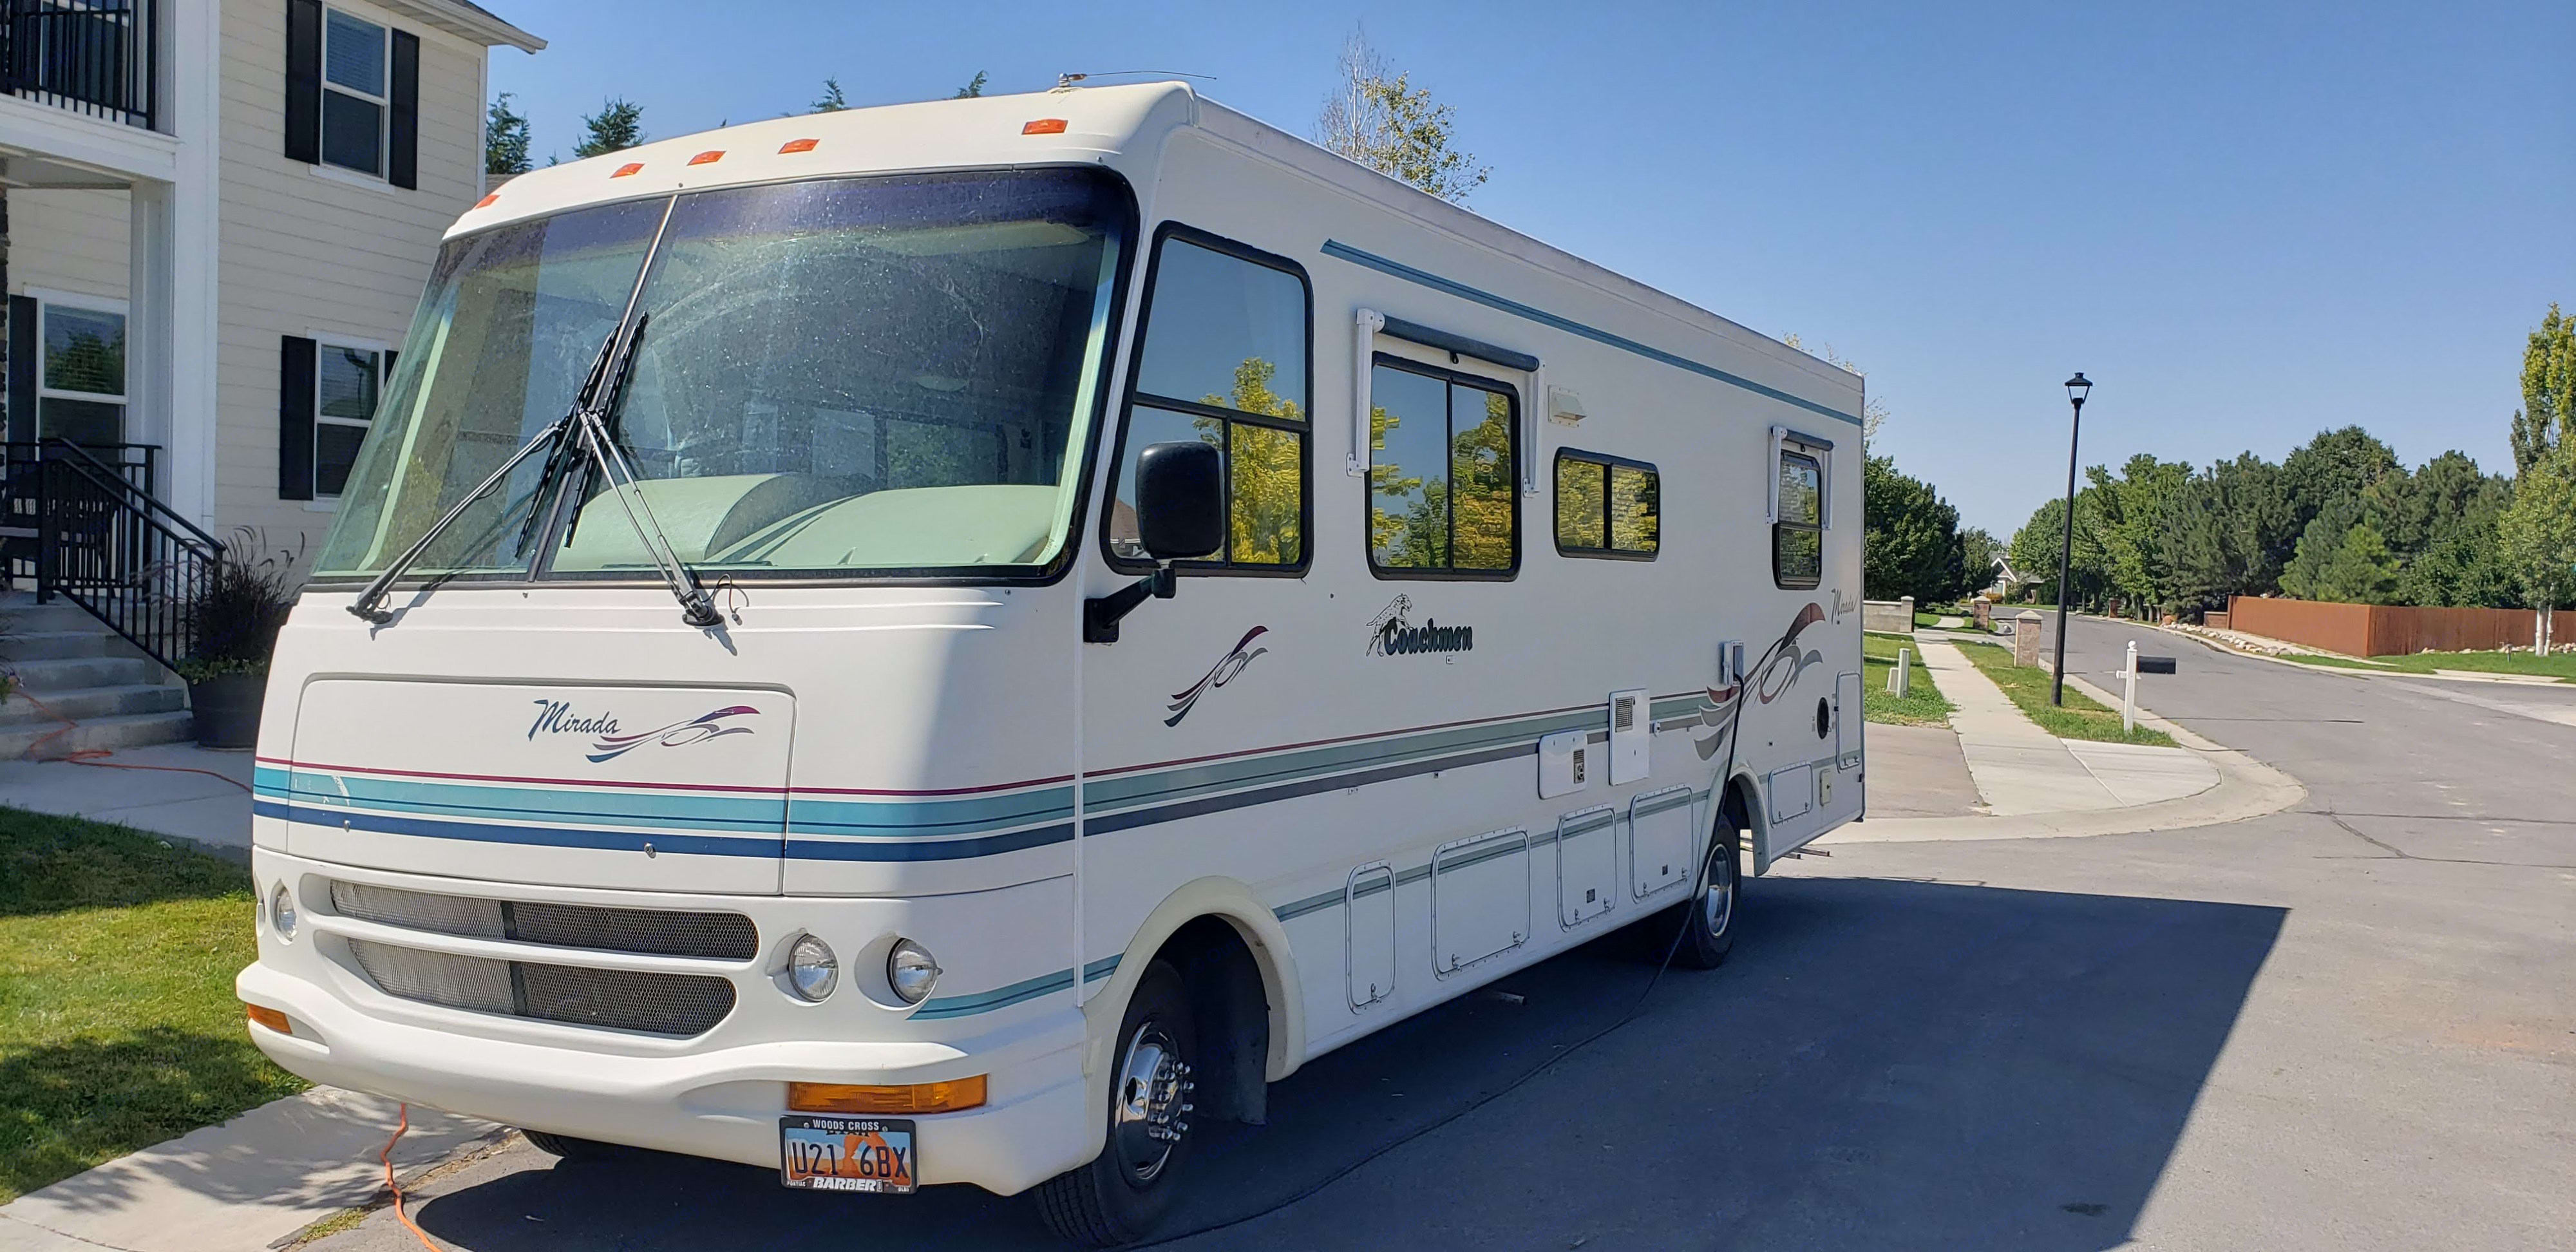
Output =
[
  {"x1": 2122, "y1": 640, "x2": 2139, "y2": 733},
  {"x1": 1888, "y1": 647, "x2": 1911, "y2": 696}
]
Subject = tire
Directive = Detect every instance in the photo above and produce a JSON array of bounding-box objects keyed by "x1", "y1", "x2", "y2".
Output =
[
  {"x1": 1654, "y1": 799, "x2": 1744, "y2": 970},
  {"x1": 521, "y1": 1129, "x2": 629, "y2": 1161},
  {"x1": 1034, "y1": 958, "x2": 1199, "y2": 1247}
]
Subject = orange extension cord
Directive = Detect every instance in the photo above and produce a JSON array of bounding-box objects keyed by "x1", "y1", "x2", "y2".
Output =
[
  {"x1": 380, "y1": 1103, "x2": 442, "y2": 1251},
  {"x1": 11, "y1": 682, "x2": 252, "y2": 792}
]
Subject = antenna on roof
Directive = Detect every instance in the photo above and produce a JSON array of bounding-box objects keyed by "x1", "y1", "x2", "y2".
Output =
[{"x1": 1054, "y1": 70, "x2": 1216, "y2": 91}]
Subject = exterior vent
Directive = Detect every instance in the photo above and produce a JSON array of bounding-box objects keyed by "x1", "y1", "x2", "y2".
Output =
[
  {"x1": 328, "y1": 881, "x2": 757, "y2": 960},
  {"x1": 347, "y1": 939, "x2": 737, "y2": 1038},
  {"x1": 1613, "y1": 694, "x2": 1637, "y2": 731},
  {"x1": 1608, "y1": 687, "x2": 1650, "y2": 784}
]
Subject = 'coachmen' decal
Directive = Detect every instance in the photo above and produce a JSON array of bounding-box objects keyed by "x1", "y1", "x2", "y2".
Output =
[
  {"x1": 1166, "y1": 627, "x2": 1269, "y2": 726},
  {"x1": 572, "y1": 705, "x2": 761, "y2": 763}
]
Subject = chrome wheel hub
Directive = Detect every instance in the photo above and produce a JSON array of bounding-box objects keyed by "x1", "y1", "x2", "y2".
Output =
[
  {"x1": 1110, "y1": 1022, "x2": 1194, "y2": 1184},
  {"x1": 1701, "y1": 847, "x2": 1736, "y2": 938}
]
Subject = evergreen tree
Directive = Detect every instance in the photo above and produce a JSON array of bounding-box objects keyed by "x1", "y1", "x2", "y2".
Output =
[
  {"x1": 484, "y1": 91, "x2": 531, "y2": 176},
  {"x1": 955, "y1": 71, "x2": 988, "y2": 98},
  {"x1": 573, "y1": 98, "x2": 646, "y2": 159},
  {"x1": 1862, "y1": 455, "x2": 1966, "y2": 603},
  {"x1": 812, "y1": 79, "x2": 849, "y2": 112}
]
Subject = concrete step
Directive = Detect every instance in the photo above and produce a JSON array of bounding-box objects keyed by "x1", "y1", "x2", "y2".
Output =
[
  {"x1": 0, "y1": 629, "x2": 151, "y2": 662},
  {"x1": 5, "y1": 653, "x2": 171, "y2": 693},
  {"x1": 0, "y1": 682, "x2": 189, "y2": 726},
  {"x1": 0, "y1": 708, "x2": 194, "y2": 759},
  {"x1": 0, "y1": 596, "x2": 125, "y2": 633}
]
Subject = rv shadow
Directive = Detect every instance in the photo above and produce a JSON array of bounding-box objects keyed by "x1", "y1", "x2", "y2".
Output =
[{"x1": 404, "y1": 875, "x2": 2284, "y2": 1251}]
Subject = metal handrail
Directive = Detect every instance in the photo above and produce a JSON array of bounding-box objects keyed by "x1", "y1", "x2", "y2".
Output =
[
  {"x1": 27, "y1": 441, "x2": 222, "y2": 674},
  {"x1": 36, "y1": 437, "x2": 217, "y2": 548},
  {"x1": 0, "y1": 0, "x2": 157, "y2": 129}
]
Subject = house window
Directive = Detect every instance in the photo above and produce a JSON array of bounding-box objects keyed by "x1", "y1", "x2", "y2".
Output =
[
  {"x1": 312, "y1": 342, "x2": 382, "y2": 497},
  {"x1": 1555, "y1": 450, "x2": 1658, "y2": 558},
  {"x1": 37, "y1": 301, "x2": 127, "y2": 447},
  {"x1": 321, "y1": 8, "x2": 388, "y2": 176},
  {"x1": 1368, "y1": 358, "x2": 1518, "y2": 578},
  {"x1": 1106, "y1": 229, "x2": 1311, "y2": 573},
  {"x1": 1774, "y1": 449, "x2": 1823, "y2": 588}
]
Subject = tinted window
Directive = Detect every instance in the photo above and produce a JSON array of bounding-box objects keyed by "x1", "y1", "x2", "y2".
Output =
[
  {"x1": 1555, "y1": 451, "x2": 1656, "y2": 558},
  {"x1": 1370, "y1": 360, "x2": 1517, "y2": 576},
  {"x1": 1774, "y1": 450, "x2": 1823, "y2": 587}
]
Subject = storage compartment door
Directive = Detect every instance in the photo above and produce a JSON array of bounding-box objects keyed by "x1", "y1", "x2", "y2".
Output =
[
  {"x1": 1555, "y1": 806, "x2": 1616, "y2": 927},
  {"x1": 1629, "y1": 786, "x2": 1695, "y2": 899},
  {"x1": 1347, "y1": 864, "x2": 1395, "y2": 1010},
  {"x1": 1432, "y1": 828, "x2": 1530, "y2": 976},
  {"x1": 1835, "y1": 670, "x2": 1864, "y2": 768}
]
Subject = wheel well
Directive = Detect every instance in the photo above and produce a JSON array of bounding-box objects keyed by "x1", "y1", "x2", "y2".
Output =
[
  {"x1": 1153, "y1": 916, "x2": 1271, "y2": 1126},
  {"x1": 1721, "y1": 773, "x2": 1759, "y2": 858}
]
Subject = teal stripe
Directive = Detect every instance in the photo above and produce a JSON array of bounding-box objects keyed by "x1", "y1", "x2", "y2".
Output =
[
  {"x1": 913, "y1": 967, "x2": 1075, "y2": 1020},
  {"x1": 1084, "y1": 707, "x2": 1602, "y2": 816},
  {"x1": 1321, "y1": 240, "x2": 1865, "y2": 428},
  {"x1": 267, "y1": 769, "x2": 785, "y2": 833}
]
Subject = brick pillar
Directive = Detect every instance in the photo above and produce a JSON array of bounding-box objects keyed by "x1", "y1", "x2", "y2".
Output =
[{"x1": 2014, "y1": 610, "x2": 2045, "y2": 667}]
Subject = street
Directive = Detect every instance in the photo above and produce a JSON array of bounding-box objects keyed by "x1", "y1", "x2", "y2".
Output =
[{"x1": 316, "y1": 617, "x2": 2573, "y2": 1251}]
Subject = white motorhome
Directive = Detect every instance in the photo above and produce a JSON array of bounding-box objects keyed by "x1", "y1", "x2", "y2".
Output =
[{"x1": 236, "y1": 83, "x2": 1864, "y2": 1245}]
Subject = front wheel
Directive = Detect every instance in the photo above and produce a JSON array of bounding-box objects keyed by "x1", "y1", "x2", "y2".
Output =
[
  {"x1": 1657, "y1": 807, "x2": 1743, "y2": 970},
  {"x1": 1034, "y1": 958, "x2": 1198, "y2": 1247}
]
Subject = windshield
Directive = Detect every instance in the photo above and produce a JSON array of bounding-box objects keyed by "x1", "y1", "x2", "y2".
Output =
[{"x1": 314, "y1": 167, "x2": 1132, "y2": 580}]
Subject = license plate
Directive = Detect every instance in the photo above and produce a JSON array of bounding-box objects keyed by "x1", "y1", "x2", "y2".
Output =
[{"x1": 778, "y1": 1115, "x2": 916, "y2": 1193}]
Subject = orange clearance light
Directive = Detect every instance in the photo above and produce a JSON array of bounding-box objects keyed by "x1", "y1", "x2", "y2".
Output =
[
  {"x1": 611, "y1": 162, "x2": 643, "y2": 178},
  {"x1": 789, "y1": 1076, "x2": 987, "y2": 1115},
  {"x1": 1021, "y1": 118, "x2": 1068, "y2": 135},
  {"x1": 473, "y1": 191, "x2": 499, "y2": 209},
  {"x1": 779, "y1": 138, "x2": 819, "y2": 154},
  {"x1": 688, "y1": 149, "x2": 724, "y2": 166},
  {"x1": 245, "y1": 1003, "x2": 292, "y2": 1034}
]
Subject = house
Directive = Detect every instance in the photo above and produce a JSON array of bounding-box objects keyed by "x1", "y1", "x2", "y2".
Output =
[{"x1": 0, "y1": 0, "x2": 539, "y2": 753}]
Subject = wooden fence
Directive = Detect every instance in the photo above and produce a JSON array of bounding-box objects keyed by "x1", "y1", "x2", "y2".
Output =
[{"x1": 2224, "y1": 596, "x2": 2560, "y2": 657}]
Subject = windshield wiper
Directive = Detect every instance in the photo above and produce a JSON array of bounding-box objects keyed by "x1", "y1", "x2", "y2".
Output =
[{"x1": 558, "y1": 316, "x2": 725, "y2": 628}]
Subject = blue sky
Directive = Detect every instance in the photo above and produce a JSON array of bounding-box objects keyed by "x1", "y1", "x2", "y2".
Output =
[{"x1": 487, "y1": 1, "x2": 2575, "y2": 536}]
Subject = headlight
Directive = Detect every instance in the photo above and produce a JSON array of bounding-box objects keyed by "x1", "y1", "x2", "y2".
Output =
[
  {"x1": 887, "y1": 939, "x2": 942, "y2": 1005},
  {"x1": 786, "y1": 934, "x2": 838, "y2": 1001},
  {"x1": 269, "y1": 882, "x2": 298, "y2": 942}
]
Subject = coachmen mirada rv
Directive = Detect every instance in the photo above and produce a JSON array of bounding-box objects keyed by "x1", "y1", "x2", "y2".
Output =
[{"x1": 236, "y1": 82, "x2": 1865, "y2": 1246}]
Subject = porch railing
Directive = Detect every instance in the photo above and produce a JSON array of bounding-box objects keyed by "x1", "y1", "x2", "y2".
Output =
[
  {"x1": 6, "y1": 437, "x2": 220, "y2": 674},
  {"x1": 0, "y1": 0, "x2": 157, "y2": 130}
]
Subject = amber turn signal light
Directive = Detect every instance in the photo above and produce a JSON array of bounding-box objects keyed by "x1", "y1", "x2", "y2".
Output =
[
  {"x1": 688, "y1": 150, "x2": 724, "y2": 166},
  {"x1": 788, "y1": 1076, "x2": 986, "y2": 1115},
  {"x1": 779, "y1": 138, "x2": 819, "y2": 154},
  {"x1": 1021, "y1": 119, "x2": 1068, "y2": 135},
  {"x1": 611, "y1": 162, "x2": 643, "y2": 178},
  {"x1": 245, "y1": 1003, "x2": 292, "y2": 1034}
]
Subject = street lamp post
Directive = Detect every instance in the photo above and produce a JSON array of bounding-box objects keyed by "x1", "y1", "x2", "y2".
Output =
[{"x1": 2052, "y1": 373, "x2": 2092, "y2": 706}]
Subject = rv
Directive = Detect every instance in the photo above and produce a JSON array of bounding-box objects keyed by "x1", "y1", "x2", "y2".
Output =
[{"x1": 236, "y1": 82, "x2": 1865, "y2": 1245}]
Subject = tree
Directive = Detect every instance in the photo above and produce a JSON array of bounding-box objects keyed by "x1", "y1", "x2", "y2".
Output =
[
  {"x1": 1958, "y1": 526, "x2": 2000, "y2": 593},
  {"x1": 2282, "y1": 520, "x2": 2400, "y2": 604},
  {"x1": 2009, "y1": 493, "x2": 2110, "y2": 608},
  {"x1": 2510, "y1": 304, "x2": 2573, "y2": 475},
  {"x1": 1316, "y1": 30, "x2": 1490, "y2": 203},
  {"x1": 1781, "y1": 334, "x2": 1888, "y2": 448},
  {"x1": 573, "y1": 98, "x2": 645, "y2": 159},
  {"x1": 2497, "y1": 442, "x2": 2576, "y2": 612},
  {"x1": 2397, "y1": 520, "x2": 2521, "y2": 608},
  {"x1": 812, "y1": 79, "x2": 849, "y2": 112},
  {"x1": 1862, "y1": 455, "x2": 1965, "y2": 603},
  {"x1": 2163, "y1": 453, "x2": 2297, "y2": 610},
  {"x1": 485, "y1": 91, "x2": 531, "y2": 176},
  {"x1": 2281, "y1": 426, "x2": 2400, "y2": 533},
  {"x1": 2085, "y1": 453, "x2": 2192, "y2": 613},
  {"x1": 955, "y1": 71, "x2": 987, "y2": 99}
]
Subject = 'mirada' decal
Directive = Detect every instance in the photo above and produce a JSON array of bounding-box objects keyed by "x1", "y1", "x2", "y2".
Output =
[
  {"x1": 1364, "y1": 594, "x2": 1473, "y2": 658},
  {"x1": 528, "y1": 699, "x2": 761, "y2": 763},
  {"x1": 1166, "y1": 626, "x2": 1269, "y2": 726}
]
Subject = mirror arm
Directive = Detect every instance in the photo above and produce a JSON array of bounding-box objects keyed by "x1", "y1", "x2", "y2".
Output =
[{"x1": 1083, "y1": 565, "x2": 1178, "y2": 644}]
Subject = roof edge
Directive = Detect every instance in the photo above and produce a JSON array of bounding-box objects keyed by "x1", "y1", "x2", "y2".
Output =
[{"x1": 379, "y1": 0, "x2": 544, "y2": 52}]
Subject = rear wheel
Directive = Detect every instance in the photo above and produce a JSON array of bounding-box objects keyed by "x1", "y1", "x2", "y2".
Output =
[
  {"x1": 1034, "y1": 959, "x2": 1198, "y2": 1247},
  {"x1": 1656, "y1": 799, "x2": 1744, "y2": 969}
]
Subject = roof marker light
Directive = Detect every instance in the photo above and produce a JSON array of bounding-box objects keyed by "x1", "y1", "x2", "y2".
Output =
[
  {"x1": 1022, "y1": 118, "x2": 1068, "y2": 135},
  {"x1": 611, "y1": 162, "x2": 643, "y2": 178},
  {"x1": 473, "y1": 192, "x2": 499, "y2": 209},
  {"x1": 779, "y1": 138, "x2": 819, "y2": 154},
  {"x1": 688, "y1": 150, "x2": 724, "y2": 166}
]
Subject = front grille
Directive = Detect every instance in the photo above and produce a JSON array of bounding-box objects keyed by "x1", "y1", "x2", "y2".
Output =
[
  {"x1": 328, "y1": 880, "x2": 757, "y2": 960},
  {"x1": 348, "y1": 938, "x2": 737, "y2": 1037}
]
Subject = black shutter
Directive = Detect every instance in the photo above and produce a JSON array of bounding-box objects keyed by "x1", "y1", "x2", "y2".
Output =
[
  {"x1": 387, "y1": 30, "x2": 419, "y2": 189},
  {"x1": 283, "y1": 0, "x2": 322, "y2": 164},
  {"x1": 7, "y1": 296, "x2": 35, "y2": 444},
  {"x1": 279, "y1": 336, "x2": 316, "y2": 500}
]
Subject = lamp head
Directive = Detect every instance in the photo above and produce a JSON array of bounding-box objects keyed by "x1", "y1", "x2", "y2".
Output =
[{"x1": 2065, "y1": 373, "x2": 2092, "y2": 404}]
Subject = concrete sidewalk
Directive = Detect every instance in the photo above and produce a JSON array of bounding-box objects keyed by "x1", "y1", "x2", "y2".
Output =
[
  {"x1": 0, "y1": 743, "x2": 252, "y2": 855},
  {"x1": 1911, "y1": 638, "x2": 2216, "y2": 815}
]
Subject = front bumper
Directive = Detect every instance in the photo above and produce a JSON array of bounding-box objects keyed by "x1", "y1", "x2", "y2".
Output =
[{"x1": 236, "y1": 851, "x2": 1094, "y2": 1195}]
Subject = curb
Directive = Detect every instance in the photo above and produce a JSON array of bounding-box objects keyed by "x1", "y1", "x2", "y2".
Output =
[{"x1": 2112, "y1": 621, "x2": 2571, "y2": 687}]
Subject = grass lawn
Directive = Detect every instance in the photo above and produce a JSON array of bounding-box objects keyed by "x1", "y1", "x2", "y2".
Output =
[
  {"x1": 1911, "y1": 609, "x2": 1950, "y2": 629},
  {"x1": 1953, "y1": 640, "x2": 2178, "y2": 747},
  {"x1": 2269, "y1": 649, "x2": 2574, "y2": 682},
  {"x1": 0, "y1": 808, "x2": 305, "y2": 1203},
  {"x1": 1862, "y1": 631, "x2": 1953, "y2": 726}
]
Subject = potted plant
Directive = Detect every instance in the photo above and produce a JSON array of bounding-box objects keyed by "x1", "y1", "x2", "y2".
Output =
[{"x1": 176, "y1": 529, "x2": 302, "y2": 750}]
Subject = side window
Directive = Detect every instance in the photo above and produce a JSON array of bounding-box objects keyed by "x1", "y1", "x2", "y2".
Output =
[
  {"x1": 1774, "y1": 450, "x2": 1823, "y2": 588},
  {"x1": 1106, "y1": 231, "x2": 1310, "y2": 572},
  {"x1": 1555, "y1": 450, "x2": 1658, "y2": 558},
  {"x1": 1368, "y1": 359, "x2": 1518, "y2": 578}
]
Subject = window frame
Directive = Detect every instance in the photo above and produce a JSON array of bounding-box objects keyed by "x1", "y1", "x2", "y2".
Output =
[
  {"x1": 1364, "y1": 353, "x2": 1523, "y2": 582},
  {"x1": 1772, "y1": 447, "x2": 1825, "y2": 590},
  {"x1": 1099, "y1": 221, "x2": 1316, "y2": 579},
  {"x1": 310, "y1": 336, "x2": 386, "y2": 500},
  {"x1": 1552, "y1": 448, "x2": 1659, "y2": 562},
  {"x1": 319, "y1": 5, "x2": 390, "y2": 179},
  {"x1": 33, "y1": 294, "x2": 130, "y2": 444}
]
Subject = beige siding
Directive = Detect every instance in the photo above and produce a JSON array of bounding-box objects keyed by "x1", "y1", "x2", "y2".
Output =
[
  {"x1": 214, "y1": 0, "x2": 487, "y2": 556},
  {"x1": 9, "y1": 188, "x2": 133, "y2": 307}
]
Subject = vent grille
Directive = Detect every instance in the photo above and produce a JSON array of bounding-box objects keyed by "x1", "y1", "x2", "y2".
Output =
[
  {"x1": 328, "y1": 881, "x2": 756, "y2": 960},
  {"x1": 348, "y1": 939, "x2": 737, "y2": 1037},
  {"x1": 1613, "y1": 694, "x2": 1637, "y2": 732}
]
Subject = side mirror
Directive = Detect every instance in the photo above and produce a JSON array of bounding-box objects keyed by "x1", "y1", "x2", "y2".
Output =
[{"x1": 1134, "y1": 440, "x2": 1224, "y2": 562}]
